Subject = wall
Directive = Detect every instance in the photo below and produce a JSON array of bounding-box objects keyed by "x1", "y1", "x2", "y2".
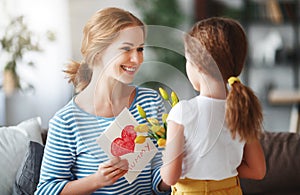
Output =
[
  {"x1": 1, "y1": 0, "x2": 72, "y2": 128},
  {"x1": 247, "y1": 25, "x2": 295, "y2": 132},
  {"x1": 1, "y1": 0, "x2": 195, "y2": 128},
  {"x1": 69, "y1": 0, "x2": 140, "y2": 63},
  {"x1": 2, "y1": 0, "x2": 294, "y2": 131}
]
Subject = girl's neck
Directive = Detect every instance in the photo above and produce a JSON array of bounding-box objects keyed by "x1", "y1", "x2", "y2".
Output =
[{"x1": 199, "y1": 75, "x2": 227, "y2": 100}]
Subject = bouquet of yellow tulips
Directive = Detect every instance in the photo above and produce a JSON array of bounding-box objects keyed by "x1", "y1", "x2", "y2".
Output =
[{"x1": 134, "y1": 87, "x2": 179, "y2": 147}]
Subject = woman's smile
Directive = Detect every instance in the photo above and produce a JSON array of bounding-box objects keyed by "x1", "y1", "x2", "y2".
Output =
[{"x1": 121, "y1": 65, "x2": 137, "y2": 74}]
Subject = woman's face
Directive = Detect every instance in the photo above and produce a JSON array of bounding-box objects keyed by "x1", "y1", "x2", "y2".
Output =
[{"x1": 100, "y1": 26, "x2": 144, "y2": 84}]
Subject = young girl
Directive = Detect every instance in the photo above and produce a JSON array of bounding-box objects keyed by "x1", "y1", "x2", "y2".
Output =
[
  {"x1": 35, "y1": 7, "x2": 170, "y2": 195},
  {"x1": 160, "y1": 17, "x2": 266, "y2": 194}
]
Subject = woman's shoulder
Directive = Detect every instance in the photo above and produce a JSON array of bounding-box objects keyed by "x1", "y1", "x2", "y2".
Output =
[
  {"x1": 53, "y1": 98, "x2": 75, "y2": 116},
  {"x1": 135, "y1": 86, "x2": 161, "y2": 100},
  {"x1": 136, "y1": 86, "x2": 159, "y2": 95},
  {"x1": 49, "y1": 98, "x2": 80, "y2": 125}
]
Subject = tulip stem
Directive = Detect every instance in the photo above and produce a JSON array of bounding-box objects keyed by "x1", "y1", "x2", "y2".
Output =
[
  {"x1": 146, "y1": 118, "x2": 152, "y2": 126},
  {"x1": 167, "y1": 100, "x2": 172, "y2": 107}
]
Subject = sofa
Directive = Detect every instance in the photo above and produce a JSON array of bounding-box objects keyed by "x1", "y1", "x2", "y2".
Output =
[
  {"x1": 0, "y1": 117, "x2": 46, "y2": 195},
  {"x1": 240, "y1": 131, "x2": 300, "y2": 195},
  {"x1": 1, "y1": 117, "x2": 300, "y2": 195}
]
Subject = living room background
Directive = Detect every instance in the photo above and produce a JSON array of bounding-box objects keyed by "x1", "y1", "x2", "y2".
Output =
[{"x1": 1, "y1": 0, "x2": 298, "y2": 132}]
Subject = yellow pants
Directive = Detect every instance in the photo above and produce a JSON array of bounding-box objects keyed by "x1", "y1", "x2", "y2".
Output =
[{"x1": 171, "y1": 176, "x2": 242, "y2": 195}]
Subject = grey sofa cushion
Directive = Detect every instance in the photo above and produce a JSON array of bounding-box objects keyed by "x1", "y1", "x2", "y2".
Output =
[
  {"x1": 13, "y1": 141, "x2": 44, "y2": 195},
  {"x1": 240, "y1": 131, "x2": 300, "y2": 195}
]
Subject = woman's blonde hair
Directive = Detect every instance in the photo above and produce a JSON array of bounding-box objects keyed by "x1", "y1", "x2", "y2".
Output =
[
  {"x1": 64, "y1": 7, "x2": 145, "y2": 93},
  {"x1": 184, "y1": 17, "x2": 263, "y2": 142}
]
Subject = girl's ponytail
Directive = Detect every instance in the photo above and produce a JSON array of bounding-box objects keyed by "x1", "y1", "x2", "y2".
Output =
[
  {"x1": 226, "y1": 77, "x2": 263, "y2": 142},
  {"x1": 64, "y1": 60, "x2": 92, "y2": 93}
]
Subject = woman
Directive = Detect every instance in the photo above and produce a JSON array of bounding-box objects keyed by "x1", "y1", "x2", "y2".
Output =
[{"x1": 35, "y1": 7, "x2": 170, "y2": 195}]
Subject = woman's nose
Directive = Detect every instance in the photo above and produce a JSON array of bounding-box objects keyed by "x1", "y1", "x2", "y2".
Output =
[{"x1": 130, "y1": 50, "x2": 143, "y2": 64}]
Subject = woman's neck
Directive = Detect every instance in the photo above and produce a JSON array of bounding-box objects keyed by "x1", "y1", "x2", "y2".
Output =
[{"x1": 75, "y1": 74, "x2": 135, "y2": 117}]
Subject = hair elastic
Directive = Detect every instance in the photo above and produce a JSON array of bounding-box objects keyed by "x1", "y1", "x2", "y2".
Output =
[{"x1": 228, "y1": 76, "x2": 240, "y2": 87}]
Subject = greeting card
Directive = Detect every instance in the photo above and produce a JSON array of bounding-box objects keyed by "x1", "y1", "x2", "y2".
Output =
[{"x1": 97, "y1": 108, "x2": 158, "y2": 184}]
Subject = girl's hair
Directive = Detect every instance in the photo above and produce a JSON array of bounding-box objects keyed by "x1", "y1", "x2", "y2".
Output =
[
  {"x1": 184, "y1": 17, "x2": 263, "y2": 142},
  {"x1": 64, "y1": 7, "x2": 145, "y2": 93}
]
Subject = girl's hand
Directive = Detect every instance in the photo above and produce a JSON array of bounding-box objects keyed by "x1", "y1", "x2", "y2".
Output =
[{"x1": 95, "y1": 156, "x2": 129, "y2": 188}]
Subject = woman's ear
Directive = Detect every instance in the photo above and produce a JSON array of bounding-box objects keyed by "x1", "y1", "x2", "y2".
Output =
[
  {"x1": 94, "y1": 52, "x2": 101, "y2": 62},
  {"x1": 93, "y1": 52, "x2": 103, "y2": 66}
]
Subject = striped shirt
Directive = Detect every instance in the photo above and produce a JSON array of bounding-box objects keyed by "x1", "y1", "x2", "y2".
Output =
[{"x1": 35, "y1": 87, "x2": 170, "y2": 195}]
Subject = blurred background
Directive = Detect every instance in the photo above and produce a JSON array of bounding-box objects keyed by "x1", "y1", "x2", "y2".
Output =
[{"x1": 0, "y1": 0, "x2": 299, "y2": 132}]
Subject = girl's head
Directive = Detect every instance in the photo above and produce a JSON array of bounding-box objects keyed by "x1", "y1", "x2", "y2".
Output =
[
  {"x1": 65, "y1": 7, "x2": 145, "y2": 92},
  {"x1": 184, "y1": 17, "x2": 247, "y2": 82},
  {"x1": 184, "y1": 17, "x2": 263, "y2": 142}
]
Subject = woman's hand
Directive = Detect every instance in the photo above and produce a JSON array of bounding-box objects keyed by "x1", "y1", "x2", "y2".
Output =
[
  {"x1": 95, "y1": 156, "x2": 129, "y2": 188},
  {"x1": 61, "y1": 156, "x2": 128, "y2": 195}
]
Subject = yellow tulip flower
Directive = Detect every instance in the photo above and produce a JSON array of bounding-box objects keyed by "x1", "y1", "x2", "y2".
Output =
[
  {"x1": 162, "y1": 113, "x2": 168, "y2": 123},
  {"x1": 135, "y1": 135, "x2": 147, "y2": 144},
  {"x1": 148, "y1": 118, "x2": 160, "y2": 126},
  {"x1": 134, "y1": 124, "x2": 149, "y2": 133},
  {"x1": 157, "y1": 138, "x2": 166, "y2": 147},
  {"x1": 159, "y1": 127, "x2": 166, "y2": 134},
  {"x1": 151, "y1": 125, "x2": 161, "y2": 133},
  {"x1": 171, "y1": 91, "x2": 179, "y2": 107},
  {"x1": 137, "y1": 105, "x2": 146, "y2": 119},
  {"x1": 159, "y1": 87, "x2": 169, "y2": 100}
]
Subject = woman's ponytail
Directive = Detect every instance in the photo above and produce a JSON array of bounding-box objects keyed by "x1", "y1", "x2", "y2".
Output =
[{"x1": 64, "y1": 60, "x2": 92, "y2": 93}]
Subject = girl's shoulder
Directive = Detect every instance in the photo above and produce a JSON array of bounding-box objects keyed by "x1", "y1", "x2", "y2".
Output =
[
  {"x1": 175, "y1": 96, "x2": 198, "y2": 109},
  {"x1": 169, "y1": 97, "x2": 201, "y2": 121}
]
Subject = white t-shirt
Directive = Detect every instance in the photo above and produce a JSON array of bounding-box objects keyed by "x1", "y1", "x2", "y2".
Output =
[{"x1": 167, "y1": 95, "x2": 245, "y2": 180}]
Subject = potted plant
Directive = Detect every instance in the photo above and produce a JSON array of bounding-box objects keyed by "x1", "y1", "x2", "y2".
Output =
[{"x1": 0, "y1": 15, "x2": 55, "y2": 96}]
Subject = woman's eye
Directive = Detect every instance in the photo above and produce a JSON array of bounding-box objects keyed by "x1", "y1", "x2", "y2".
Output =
[
  {"x1": 121, "y1": 47, "x2": 131, "y2": 51},
  {"x1": 137, "y1": 47, "x2": 144, "y2": 52}
]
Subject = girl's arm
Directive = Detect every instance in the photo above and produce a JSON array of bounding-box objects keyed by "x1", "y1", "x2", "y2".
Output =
[
  {"x1": 237, "y1": 139, "x2": 266, "y2": 180},
  {"x1": 160, "y1": 121, "x2": 184, "y2": 186}
]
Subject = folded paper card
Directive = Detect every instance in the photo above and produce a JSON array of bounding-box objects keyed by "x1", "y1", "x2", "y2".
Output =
[{"x1": 97, "y1": 108, "x2": 158, "y2": 184}]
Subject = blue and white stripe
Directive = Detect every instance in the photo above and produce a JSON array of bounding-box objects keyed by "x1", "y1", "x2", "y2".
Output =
[{"x1": 35, "y1": 87, "x2": 169, "y2": 195}]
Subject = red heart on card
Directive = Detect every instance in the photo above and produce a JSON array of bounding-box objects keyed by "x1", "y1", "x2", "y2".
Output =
[{"x1": 111, "y1": 125, "x2": 137, "y2": 157}]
